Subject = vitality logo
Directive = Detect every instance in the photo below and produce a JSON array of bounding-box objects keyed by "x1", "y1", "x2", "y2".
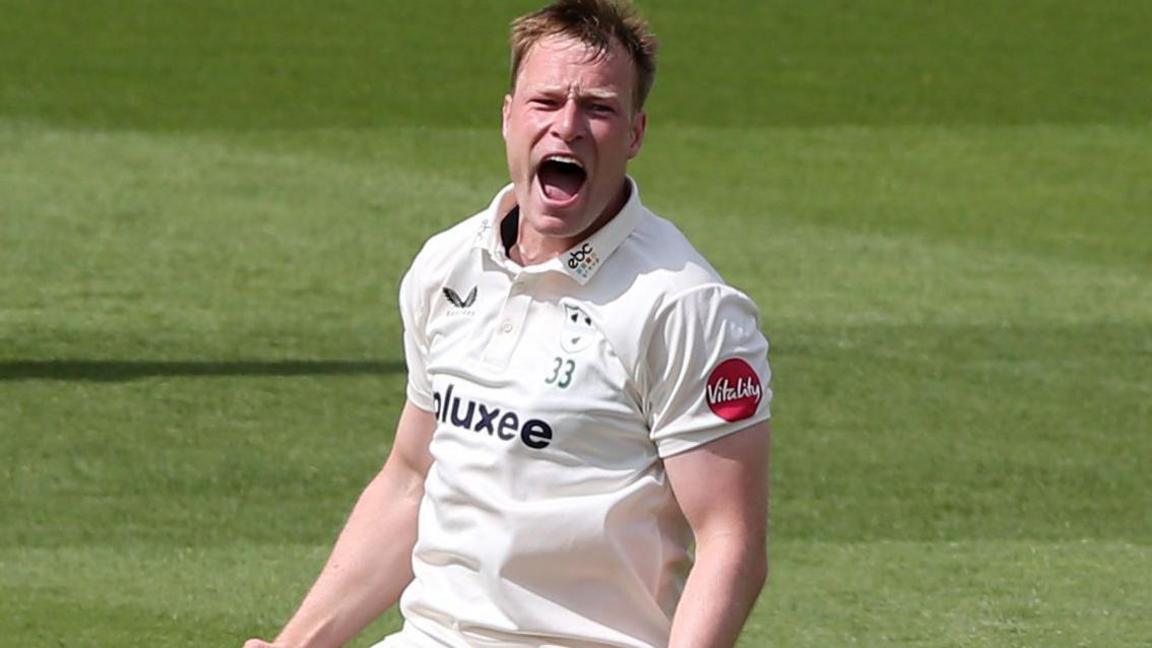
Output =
[
  {"x1": 705, "y1": 358, "x2": 762, "y2": 422},
  {"x1": 433, "y1": 384, "x2": 554, "y2": 450},
  {"x1": 442, "y1": 286, "x2": 477, "y2": 310}
]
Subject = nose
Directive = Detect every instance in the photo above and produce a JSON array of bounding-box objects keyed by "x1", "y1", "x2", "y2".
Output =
[{"x1": 551, "y1": 99, "x2": 584, "y2": 142}]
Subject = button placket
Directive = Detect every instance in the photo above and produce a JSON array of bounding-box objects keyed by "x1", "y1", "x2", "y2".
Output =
[{"x1": 482, "y1": 275, "x2": 532, "y2": 368}]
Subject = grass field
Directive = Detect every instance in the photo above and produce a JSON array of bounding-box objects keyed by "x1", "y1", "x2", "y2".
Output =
[{"x1": 2, "y1": 1, "x2": 1150, "y2": 646}]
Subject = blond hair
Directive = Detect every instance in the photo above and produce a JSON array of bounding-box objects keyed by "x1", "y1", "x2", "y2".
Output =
[{"x1": 509, "y1": 0, "x2": 659, "y2": 111}]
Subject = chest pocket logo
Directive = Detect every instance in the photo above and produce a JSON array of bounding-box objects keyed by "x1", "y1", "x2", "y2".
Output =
[
  {"x1": 443, "y1": 286, "x2": 477, "y2": 311},
  {"x1": 561, "y1": 303, "x2": 597, "y2": 353}
]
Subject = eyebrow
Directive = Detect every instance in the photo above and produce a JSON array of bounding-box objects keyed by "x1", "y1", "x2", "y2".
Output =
[{"x1": 531, "y1": 84, "x2": 622, "y2": 102}]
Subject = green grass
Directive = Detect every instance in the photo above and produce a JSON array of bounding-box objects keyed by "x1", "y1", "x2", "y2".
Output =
[
  {"x1": 6, "y1": 542, "x2": 1150, "y2": 647},
  {"x1": 2, "y1": 0, "x2": 1150, "y2": 646},
  {"x1": 3, "y1": 1, "x2": 1150, "y2": 129}
]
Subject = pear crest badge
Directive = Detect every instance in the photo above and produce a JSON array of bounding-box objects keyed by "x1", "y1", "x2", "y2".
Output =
[{"x1": 561, "y1": 303, "x2": 596, "y2": 353}]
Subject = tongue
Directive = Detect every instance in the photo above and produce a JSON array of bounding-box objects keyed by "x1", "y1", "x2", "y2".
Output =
[{"x1": 539, "y1": 165, "x2": 584, "y2": 202}]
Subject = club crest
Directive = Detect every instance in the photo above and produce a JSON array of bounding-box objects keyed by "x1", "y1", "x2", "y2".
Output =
[{"x1": 561, "y1": 302, "x2": 596, "y2": 353}]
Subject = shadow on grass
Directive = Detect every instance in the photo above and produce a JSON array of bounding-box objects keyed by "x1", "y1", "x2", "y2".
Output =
[{"x1": 0, "y1": 359, "x2": 405, "y2": 382}]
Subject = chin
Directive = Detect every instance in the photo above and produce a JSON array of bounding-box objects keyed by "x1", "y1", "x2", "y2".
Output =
[{"x1": 529, "y1": 210, "x2": 589, "y2": 239}]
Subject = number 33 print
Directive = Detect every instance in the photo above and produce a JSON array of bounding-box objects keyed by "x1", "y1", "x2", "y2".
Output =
[{"x1": 545, "y1": 356, "x2": 576, "y2": 389}]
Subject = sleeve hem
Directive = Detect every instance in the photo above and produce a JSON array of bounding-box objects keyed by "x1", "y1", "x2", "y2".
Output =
[
  {"x1": 406, "y1": 384, "x2": 435, "y2": 414},
  {"x1": 654, "y1": 411, "x2": 770, "y2": 459}
]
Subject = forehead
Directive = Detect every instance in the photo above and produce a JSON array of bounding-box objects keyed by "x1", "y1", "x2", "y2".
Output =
[{"x1": 515, "y1": 34, "x2": 636, "y2": 97}]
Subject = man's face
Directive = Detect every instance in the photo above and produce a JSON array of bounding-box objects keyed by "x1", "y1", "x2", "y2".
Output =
[{"x1": 502, "y1": 34, "x2": 646, "y2": 247}]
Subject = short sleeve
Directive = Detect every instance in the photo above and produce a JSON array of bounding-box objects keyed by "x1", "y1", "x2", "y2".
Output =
[
  {"x1": 643, "y1": 285, "x2": 772, "y2": 457},
  {"x1": 399, "y1": 263, "x2": 435, "y2": 412}
]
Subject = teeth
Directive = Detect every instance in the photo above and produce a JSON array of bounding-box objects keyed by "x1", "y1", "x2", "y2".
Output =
[{"x1": 545, "y1": 155, "x2": 583, "y2": 169}]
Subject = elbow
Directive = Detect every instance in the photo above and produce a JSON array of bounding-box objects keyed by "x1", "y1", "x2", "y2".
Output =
[
  {"x1": 738, "y1": 529, "x2": 769, "y2": 593},
  {"x1": 747, "y1": 547, "x2": 769, "y2": 593},
  {"x1": 734, "y1": 528, "x2": 769, "y2": 591},
  {"x1": 698, "y1": 533, "x2": 769, "y2": 592}
]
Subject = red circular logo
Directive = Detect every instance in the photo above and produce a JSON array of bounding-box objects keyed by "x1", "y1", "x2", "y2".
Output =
[{"x1": 706, "y1": 358, "x2": 762, "y2": 422}]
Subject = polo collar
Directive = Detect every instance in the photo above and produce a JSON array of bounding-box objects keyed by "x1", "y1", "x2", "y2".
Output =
[{"x1": 473, "y1": 177, "x2": 644, "y2": 285}]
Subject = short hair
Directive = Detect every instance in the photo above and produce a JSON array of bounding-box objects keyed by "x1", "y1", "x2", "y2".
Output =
[{"x1": 509, "y1": 0, "x2": 659, "y2": 111}]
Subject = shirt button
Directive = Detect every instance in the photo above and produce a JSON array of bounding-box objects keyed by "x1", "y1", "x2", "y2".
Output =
[{"x1": 500, "y1": 321, "x2": 513, "y2": 334}]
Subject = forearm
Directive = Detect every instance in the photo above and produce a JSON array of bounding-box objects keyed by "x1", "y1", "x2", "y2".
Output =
[
  {"x1": 667, "y1": 537, "x2": 768, "y2": 648},
  {"x1": 273, "y1": 465, "x2": 424, "y2": 648}
]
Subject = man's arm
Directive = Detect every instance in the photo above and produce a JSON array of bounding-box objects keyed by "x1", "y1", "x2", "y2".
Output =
[
  {"x1": 244, "y1": 401, "x2": 437, "y2": 648},
  {"x1": 664, "y1": 421, "x2": 771, "y2": 648}
]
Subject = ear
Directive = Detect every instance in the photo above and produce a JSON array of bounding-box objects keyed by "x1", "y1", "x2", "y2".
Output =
[
  {"x1": 627, "y1": 110, "x2": 647, "y2": 159},
  {"x1": 501, "y1": 94, "x2": 512, "y2": 140}
]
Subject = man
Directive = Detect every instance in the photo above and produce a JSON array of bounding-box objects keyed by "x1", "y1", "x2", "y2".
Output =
[{"x1": 245, "y1": 1, "x2": 771, "y2": 646}]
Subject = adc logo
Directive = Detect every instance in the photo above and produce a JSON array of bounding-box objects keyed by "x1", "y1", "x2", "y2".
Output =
[
  {"x1": 705, "y1": 358, "x2": 762, "y2": 422},
  {"x1": 567, "y1": 243, "x2": 600, "y2": 278}
]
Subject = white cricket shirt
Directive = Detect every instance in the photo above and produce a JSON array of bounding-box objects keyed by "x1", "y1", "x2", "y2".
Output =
[{"x1": 383, "y1": 179, "x2": 771, "y2": 648}]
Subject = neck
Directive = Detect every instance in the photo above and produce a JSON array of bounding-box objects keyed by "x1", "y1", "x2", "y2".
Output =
[
  {"x1": 510, "y1": 181, "x2": 631, "y2": 266},
  {"x1": 512, "y1": 229, "x2": 572, "y2": 266}
]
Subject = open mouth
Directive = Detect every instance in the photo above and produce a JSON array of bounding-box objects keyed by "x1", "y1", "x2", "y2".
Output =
[{"x1": 537, "y1": 155, "x2": 587, "y2": 203}]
